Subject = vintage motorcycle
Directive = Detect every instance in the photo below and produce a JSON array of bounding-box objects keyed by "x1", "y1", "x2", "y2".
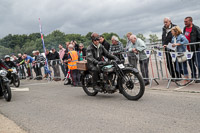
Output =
[
  {"x1": 80, "y1": 60, "x2": 145, "y2": 100},
  {"x1": 0, "y1": 69, "x2": 12, "y2": 102}
]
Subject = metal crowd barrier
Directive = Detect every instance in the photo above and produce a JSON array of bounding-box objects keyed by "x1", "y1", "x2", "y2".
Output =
[
  {"x1": 17, "y1": 42, "x2": 200, "y2": 89},
  {"x1": 152, "y1": 42, "x2": 200, "y2": 88}
]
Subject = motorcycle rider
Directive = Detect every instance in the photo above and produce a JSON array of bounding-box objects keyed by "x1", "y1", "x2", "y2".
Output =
[
  {"x1": 4, "y1": 55, "x2": 18, "y2": 80},
  {"x1": 86, "y1": 32, "x2": 119, "y2": 91},
  {"x1": 0, "y1": 59, "x2": 12, "y2": 97},
  {"x1": 4, "y1": 55, "x2": 17, "y2": 68}
]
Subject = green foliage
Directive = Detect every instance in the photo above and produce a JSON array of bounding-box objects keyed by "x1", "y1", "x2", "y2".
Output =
[
  {"x1": 0, "y1": 46, "x2": 12, "y2": 59},
  {"x1": 136, "y1": 33, "x2": 146, "y2": 42},
  {"x1": 149, "y1": 34, "x2": 159, "y2": 43},
  {"x1": 0, "y1": 30, "x2": 159, "y2": 58}
]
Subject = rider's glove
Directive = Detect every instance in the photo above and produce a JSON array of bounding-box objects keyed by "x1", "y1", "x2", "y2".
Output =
[
  {"x1": 98, "y1": 61, "x2": 107, "y2": 66},
  {"x1": 8, "y1": 69, "x2": 13, "y2": 72},
  {"x1": 115, "y1": 58, "x2": 120, "y2": 63}
]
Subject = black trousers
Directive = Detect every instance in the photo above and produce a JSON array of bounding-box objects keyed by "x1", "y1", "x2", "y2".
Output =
[
  {"x1": 70, "y1": 69, "x2": 80, "y2": 86},
  {"x1": 19, "y1": 65, "x2": 26, "y2": 78},
  {"x1": 139, "y1": 58, "x2": 149, "y2": 83},
  {"x1": 128, "y1": 55, "x2": 138, "y2": 69},
  {"x1": 33, "y1": 65, "x2": 42, "y2": 79},
  {"x1": 88, "y1": 65, "x2": 99, "y2": 86},
  {"x1": 165, "y1": 49, "x2": 181, "y2": 78}
]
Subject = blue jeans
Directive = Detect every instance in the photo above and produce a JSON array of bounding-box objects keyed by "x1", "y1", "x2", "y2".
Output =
[
  {"x1": 60, "y1": 63, "x2": 67, "y2": 77},
  {"x1": 176, "y1": 60, "x2": 188, "y2": 77},
  {"x1": 188, "y1": 49, "x2": 200, "y2": 78}
]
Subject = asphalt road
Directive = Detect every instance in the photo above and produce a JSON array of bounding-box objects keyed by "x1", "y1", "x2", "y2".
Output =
[{"x1": 0, "y1": 80, "x2": 200, "y2": 133}]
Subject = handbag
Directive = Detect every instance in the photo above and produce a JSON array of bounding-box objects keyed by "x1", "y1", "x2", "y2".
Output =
[
  {"x1": 177, "y1": 53, "x2": 187, "y2": 63},
  {"x1": 174, "y1": 37, "x2": 187, "y2": 63}
]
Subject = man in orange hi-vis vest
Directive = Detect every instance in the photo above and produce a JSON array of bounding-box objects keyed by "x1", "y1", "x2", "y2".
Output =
[{"x1": 67, "y1": 44, "x2": 80, "y2": 86}]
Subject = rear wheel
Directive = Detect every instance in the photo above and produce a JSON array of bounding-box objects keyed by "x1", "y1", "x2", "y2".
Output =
[
  {"x1": 3, "y1": 83, "x2": 12, "y2": 102},
  {"x1": 119, "y1": 70, "x2": 145, "y2": 100},
  {"x1": 82, "y1": 74, "x2": 98, "y2": 96}
]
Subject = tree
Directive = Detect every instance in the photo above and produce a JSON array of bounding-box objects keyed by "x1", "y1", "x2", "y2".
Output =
[
  {"x1": 0, "y1": 46, "x2": 12, "y2": 59},
  {"x1": 136, "y1": 33, "x2": 146, "y2": 42},
  {"x1": 149, "y1": 34, "x2": 159, "y2": 43},
  {"x1": 85, "y1": 32, "x2": 93, "y2": 40}
]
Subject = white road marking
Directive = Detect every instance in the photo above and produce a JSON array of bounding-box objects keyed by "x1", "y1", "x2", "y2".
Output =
[
  {"x1": 174, "y1": 86, "x2": 186, "y2": 91},
  {"x1": 11, "y1": 87, "x2": 29, "y2": 92},
  {"x1": 20, "y1": 82, "x2": 49, "y2": 86}
]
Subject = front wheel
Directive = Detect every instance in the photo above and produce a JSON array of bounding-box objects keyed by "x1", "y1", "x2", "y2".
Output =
[
  {"x1": 119, "y1": 70, "x2": 145, "y2": 100},
  {"x1": 3, "y1": 83, "x2": 12, "y2": 102},
  {"x1": 13, "y1": 75, "x2": 20, "y2": 87},
  {"x1": 82, "y1": 73, "x2": 98, "y2": 96}
]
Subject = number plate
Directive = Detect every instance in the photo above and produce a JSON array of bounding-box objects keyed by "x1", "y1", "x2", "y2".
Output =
[
  {"x1": 118, "y1": 64, "x2": 125, "y2": 69},
  {"x1": 12, "y1": 68, "x2": 17, "y2": 73}
]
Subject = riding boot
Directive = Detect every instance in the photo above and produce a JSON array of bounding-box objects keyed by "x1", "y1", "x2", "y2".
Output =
[{"x1": 92, "y1": 72, "x2": 102, "y2": 91}]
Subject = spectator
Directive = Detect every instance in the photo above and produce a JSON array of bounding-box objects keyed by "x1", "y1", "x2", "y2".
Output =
[
  {"x1": 22, "y1": 53, "x2": 34, "y2": 79},
  {"x1": 183, "y1": 16, "x2": 200, "y2": 83},
  {"x1": 99, "y1": 35, "x2": 110, "y2": 51},
  {"x1": 11, "y1": 55, "x2": 18, "y2": 65},
  {"x1": 171, "y1": 26, "x2": 189, "y2": 84},
  {"x1": 33, "y1": 50, "x2": 45, "y2": 80},
  {"x1": 110, "y1": 35, "x2": 124, "y2": 63},
  {"x1": 17, "y1": 53, "x2": 26, "y2": 79},
  {"x1": 162, "y1": 17, "x2": 180, "y2": 80},
  {"x1": 78, "y1": 43, "x2": 86, "y2": 61},
  {"x1": 62, "y1": 42, "x2": 71, "y2": 84},
  {"x1": 126, "y1": 32, "x2": 138, "y2": 68},
  {"x1": 51, "y1": 48, "x2": 61, "y2": 81},
  {"x1": 67, "y1": 44, "x2": 80, "y2": 86},
  {"x1": 59, "y1": 44, "x2": 67, "y2": 78},
  {"x1": 46, "y1": 49, "x2": 52, "y2": 61},
  {"x1": 129, "y1": 34, "x2": 150, "y2": 86},
  {"x1": 71, "y1": 40, "x2": 79, "y2": 51},
  {"x1": 126, "y1": 32, "x2": 133, "y2": 51},
  {"x1": 45, "y1": 49, "x2": 53, "y2": 78}
]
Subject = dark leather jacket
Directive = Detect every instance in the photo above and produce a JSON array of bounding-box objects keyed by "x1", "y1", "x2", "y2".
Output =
[
  {"x1": 0, "y1": 60, "x2": 9, "y2": 70},
  {"x1": 86, "y1": 43, "x2": 117, "y2": 69},
  {"x1": 162, "y1": 23, "x2": 176, "y2": 46},
  {"x1": 5, "y1": 61, "x2": 17, "y2": 68},
  {"x1": 183, "y1": 24, "x2": 200, "y2": 51}
]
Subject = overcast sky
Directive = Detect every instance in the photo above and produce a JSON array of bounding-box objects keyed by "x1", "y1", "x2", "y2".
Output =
[{"x1": 0, "y1": 0, "x2": 200, "y2": 39}]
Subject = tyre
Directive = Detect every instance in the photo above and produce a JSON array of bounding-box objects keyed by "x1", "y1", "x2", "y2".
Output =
[
  {"x1": 13, "y1": 75, "x2": 20, "y2": 87},
  {"x1": 3, "y1": 83, "x2": 12, "y2": 102},
  {"x1": 119, "y1": 70, "x2": 145, "y2": 100},
  {"x1": 64, "y1": 78, "x2": 71, "y2": 85},
  {"x1": 0, "y1": 91, "x2": 3, "y2": 97},
  {"x1": 82, "y1": 74, "x2": 98, "y2": 96}
]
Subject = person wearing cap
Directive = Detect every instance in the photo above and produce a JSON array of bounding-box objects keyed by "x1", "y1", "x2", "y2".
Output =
[
  {"x1": 86, "y1": 32, "x2": 119, "y2": 91},
  {"x1": 51, "y1": 48, "x2": 61, "y2": 81},
  {"x1": 67, "y1": 44, "x2": 80, "y2": 86}
]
